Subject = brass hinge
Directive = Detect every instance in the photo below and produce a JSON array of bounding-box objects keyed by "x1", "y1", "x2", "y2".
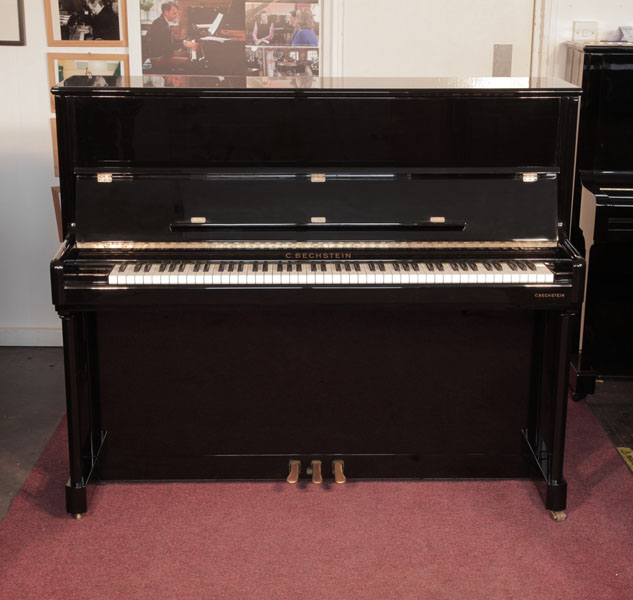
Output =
[
  {"x1": 521, "y1": 173, "x2": 539, "y2": 183},
  {"x1": 311, "y1": 173, "x2": 326, "y2": 183},
  {"x1": 97, "y1": 173, "x2": 113, "y2": 183}
]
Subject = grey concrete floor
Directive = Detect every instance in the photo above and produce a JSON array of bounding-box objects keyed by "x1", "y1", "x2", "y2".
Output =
[
  {"x1": 0, "y1": 347, "x2": 631, "y2": 523},
  {"x1": 0, "y1": 347, "x2": 66, "y2": 520}
]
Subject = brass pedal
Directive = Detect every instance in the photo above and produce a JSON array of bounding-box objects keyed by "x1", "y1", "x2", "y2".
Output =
[
  {"x1": 332, "y1": 459, "x2": 346, "y2": 484},
  {"x1": 311, "y1": 460, "x2": 323, "y2": 485},
  {"x1": 286, "y1": 460, "x2": 301, "y2": 484}
]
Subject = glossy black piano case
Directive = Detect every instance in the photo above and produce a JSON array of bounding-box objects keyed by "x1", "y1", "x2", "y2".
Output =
[{"x1": 51, "y1": 77, "x2": 582, "y2": 518}]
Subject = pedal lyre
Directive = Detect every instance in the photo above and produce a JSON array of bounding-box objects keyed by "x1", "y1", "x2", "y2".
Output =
[
  {"x1": 332, "y1": 460, "x2": 346, "y2": 484},
  {"x1": 286, "y1": 460, "x2": 301, "y2": 484},
  {"x1": 311, "y1": 460, "x2": 323, "y2": 485}
]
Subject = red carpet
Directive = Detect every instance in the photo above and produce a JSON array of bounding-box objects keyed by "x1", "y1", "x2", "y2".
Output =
[{"x1": 1, "y1": 399, "x2": 631, "y2": 600}]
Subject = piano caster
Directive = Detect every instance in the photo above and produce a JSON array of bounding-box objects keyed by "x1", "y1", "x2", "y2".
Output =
[
  {"x1": 550, "y1": 510, "x2": 567, "y2": 522},
  {"x1": 72, "y1": 513, "x2": 84, "y2": 520},
  {"x1": 332, "y1": 460, "x2": 346, "y2": 484},
  {"x1": 286, "y1": 460, "x2": 301, "y2": 484},
  {"x1": 308, "y1": 460, "x2": 323, "y2": 485}
]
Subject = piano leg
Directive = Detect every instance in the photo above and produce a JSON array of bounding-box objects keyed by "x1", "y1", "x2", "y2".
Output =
[
  {"x1": 524, "y1": 310, "x2": 576, "y2": 520},
  {"x1": 61, "y1": 312, "x2": 106, "y2": 518}
]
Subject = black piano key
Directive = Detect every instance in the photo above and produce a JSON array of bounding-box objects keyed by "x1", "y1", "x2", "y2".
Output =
[
  {"x1": 134, "y1": 263, "x2": 142, "y2": 272},
  {"x1": 369, "y1": 263, "x2": 376, "y2": 271},
  {"x1": 459, "y1": 263, "x2": 468, "y2": 271},
  {"x1": 393, "y1": 264, "x2": 400, "y2": 271},
  {"x1": 344, "y1": 263, "x2": 351, "y2": 272},
  {"x1": 228, "y1": 263, "x2": 235, "y2": 272},
  {"x1": 469, "y1": 262, "x2": 478, "y2": 271},
  {"x1": 450, "y1": 263, "x2": 459, "y2": 271},
  {"x1": 144, "y1": 263, "x2": 152, "y2": 272},
  {"x1": 354, "y1": 263, "x2": 360, "y2": 272},
  {"x1": 277, "y1": 263, "x2": 283, "y2": 272},
  {"x1": 168, "y1": 262, "x2": 177, "y2": 272},
  {"x1": 203, "y1": 262, "x2": 210, "y2": 272},
  {"x1": 517, "y1": 261, "x2": 527, "y2": 271},
  {"x1": 253, "y1": 263, "x2": 259, "y2": 273},
  {"x1": 493, "y1": 262, "x2": 503, "y2": 271},
  {"x1": 378, "y1": 263, "x2": 385, "y2": 272},
  {"x1": 159, "y1": 262, "x2": 167, "y2": 272},
  {"x1": 218, "y1": 263, "x2": 225, "y2": 273},
  {"x1": 193, "y1": 262, "x2": 201, "y2": 272},
  {"x1": 118, "y1": 263, "x2": 127, "y2": 273},
  {"x1": 178, "y1": 262, "x2": 186, "y2": 272},
  {"x1": 311, "y1": 263, "x2": 317, "y2": 272},
  {"x1": 263, "y1": 263, "x2": 268, "y2": 272},
  {"x1": 427, "y1": 263, "x2": 435, "y2": 272},
  {"x1": 336, "y1": 263, "x2": 342, "y2": 272},
  {"x1": 402, "y1": 263, "x2": 410, "y2": 271},
  {"x1": 286, "y1": 263, "x2": 293, "y2": 272},
  {"x1": 297, "y1": 264, "x2": 302, "y2": 272},
  {"x1": 238, "y1": 263, "x2": 244, "y2": 272},
  {"x1": 483, "y1": 262, "x2": 493, "y2": 271},
  {"x1": 527, "y1": 262, "x2": 536, "y2": 271},
  {"x1": 320, "y1": 263, "x2": 326, "y2": 272},
  {"x1": 507, "y1": 261, "x2": 517, "y2": 271},
  {"x1": 411, "y1": 263, "x2": 419, "y2": 271}
]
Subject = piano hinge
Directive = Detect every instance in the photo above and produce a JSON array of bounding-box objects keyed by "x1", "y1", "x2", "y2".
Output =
[
  {"x1": 97, "y1": 173, "x2": 113, "y2": 183},
  {"x1": 311, "y1": 173, "x2": 327, "y2": 183},
  {"x1": 521, "y1": 173, "x2": 539, "y2": 183}
]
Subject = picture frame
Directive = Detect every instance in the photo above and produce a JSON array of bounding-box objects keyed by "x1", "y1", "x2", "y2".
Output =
[
  {"x1": 51, "y1": 186, "x2": 63, "y2": 242},
  {"x1": 45, "y1": 0, "x2": 128, "y2": 47},
  {"x1": 0, "y1": 0, "x2": 25, "y2": 45},
  {"x1": 50, "y1": 118, "x2": 59, "y2": 177},
  {"x1": 47, "y1": 52, "x2": 130, "y2": 112}
]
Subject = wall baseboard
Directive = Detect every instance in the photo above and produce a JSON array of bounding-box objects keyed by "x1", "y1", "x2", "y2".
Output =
[{"x1": 0, "y1": 328, "x2": 63, "y2": 347}]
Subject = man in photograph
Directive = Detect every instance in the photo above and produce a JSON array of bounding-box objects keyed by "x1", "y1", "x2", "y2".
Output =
[
  {"x1": 148, "y1": 2, "x2": 198, "y2": 68},
  {"x1": 87, "y1": 0, "x2": 119, "y2": 40}
]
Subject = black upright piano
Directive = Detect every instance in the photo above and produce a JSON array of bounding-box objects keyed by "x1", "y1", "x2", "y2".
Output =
[
  {"x1": 51, "y1": 75, "x2": 583, "y2": 520},
  {"x1": 565, "y1": 43, "x2": 633, "y2": 397}
]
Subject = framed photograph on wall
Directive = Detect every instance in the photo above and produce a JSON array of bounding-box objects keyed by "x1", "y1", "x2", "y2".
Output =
[
  {"x1": 0, "y1": 0, "x2": 25, "y2": 45},
  {"x1": 51, "y1": 187, "x2": 63, "y2": 242},
  {"x1": 45, "y1": 0, "x2": 128, "y2": 46},
  {"x1": 47, "y1": 52, "x2": 130, "y2": 112},
  {"x1": 50, "y1": 118, "x2": 59, "y2": 177}
]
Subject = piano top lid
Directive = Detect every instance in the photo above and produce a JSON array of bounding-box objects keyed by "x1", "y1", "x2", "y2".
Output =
[
  {"x1": 566, "y1": 41, "x2": 633, "y2": 53},
  {"x1": 51, "y1": 75, "x2": 580, "y2": 97}
]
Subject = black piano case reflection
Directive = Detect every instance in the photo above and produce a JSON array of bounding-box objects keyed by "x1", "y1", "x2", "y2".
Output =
[
  {"x1": 51, "y1": 75, "x2": 583, "y2": 519},
  {"x1": 565, "y1": 43, "x2": 633, "y2": 393}
]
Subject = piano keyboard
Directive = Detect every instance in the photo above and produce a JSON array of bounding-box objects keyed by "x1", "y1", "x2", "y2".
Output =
[{"x1": 107, "y1": 260, "x2": 555, "y2": 286}]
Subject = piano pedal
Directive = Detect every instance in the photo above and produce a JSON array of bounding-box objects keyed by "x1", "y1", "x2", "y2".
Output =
[
  {"x1": 332, "y1": 460, "x2": 346, "y2": 484},
  {"x1": 307, "y1": 460, "x2": 323, "y2": 485},
  {"x1": 286, "y1": 460, "x2": 301, "y2": 484}
]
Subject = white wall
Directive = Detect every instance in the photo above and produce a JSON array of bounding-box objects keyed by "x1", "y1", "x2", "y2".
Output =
[
  {"x1": 0, "y1": 3, "x2": 62, "y2": 346},
  {"x1": 0, "y1": 2, "x2": 129, "y2": 346},
  {"x1": 340, "y1": 0, "x2": 534, "y2": 77},
  {"x1": 545, "y1": 0, "x2": 632, "y2": 79}
]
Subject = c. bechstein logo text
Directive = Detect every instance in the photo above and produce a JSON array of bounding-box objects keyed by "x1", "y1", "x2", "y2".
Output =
[
  {"x1": 285, "y1": 252, "x2": 352, "y2": 260},
  {"x1": 534, "y1": 292, "x2": 565, "y2": 298}
]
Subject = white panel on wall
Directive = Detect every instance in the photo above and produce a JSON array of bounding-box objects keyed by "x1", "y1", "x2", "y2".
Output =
[
  {"x1": 341, "y1": 0, "x2": 534, "y2": 77},
  {"x1": 547, "y1": 0, "x2": 633, "y2": 79}
]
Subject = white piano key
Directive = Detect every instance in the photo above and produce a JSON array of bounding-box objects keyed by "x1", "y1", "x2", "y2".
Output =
[
  {"x1": 263, "y1": 266, "x2": 274, "y2": 285},
  {"x1": 298, "y1": 266, "x2": 309, "y2": 285},
  {"x1": 289, "y1": 265, "x2": 300, "y2": 285},
  {"x1": 331, "y1": 265, "x2": 342, "y2": 285},
  {"x1": 185, "y1": 263, "x2": 197, "y2": 285},
  {"x1": 358, "y1": 265, "x2": 368, "y2": 284},
  {"x1": 315, "y1": 266, "x2": 325, "y2": 285}
]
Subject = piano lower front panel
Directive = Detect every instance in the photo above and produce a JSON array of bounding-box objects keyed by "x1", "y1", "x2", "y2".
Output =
[{"x1": 94, "y1": 304, "x2": 538, "y2": 480}]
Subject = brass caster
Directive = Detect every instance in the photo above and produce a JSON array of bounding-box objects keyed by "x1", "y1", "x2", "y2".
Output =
[
  {"x1": 286, "y1": 460, "x2": 301, "y2": 484},
  {"x1": 332, "y1": 459, "x2": 346, "y2": 484},
  {"x1": 73, "y1": 513, "x2": 84, "y2": 520},
  {"x1": 550, "y1": 510, "x2": 567, "y2": 522},
  {"x1": 311, "y1": 460, "x2": 323, "y2": 485}
]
